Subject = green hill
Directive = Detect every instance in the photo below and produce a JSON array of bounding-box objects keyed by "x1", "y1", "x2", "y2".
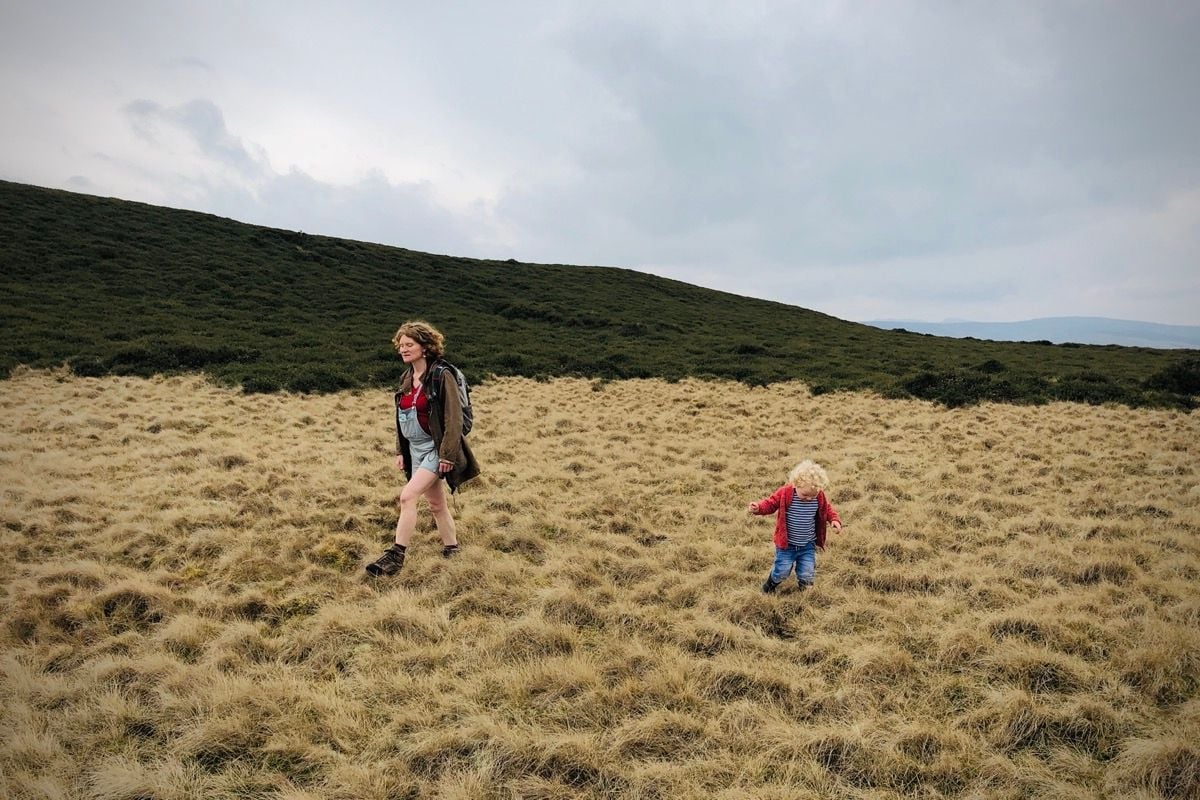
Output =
[{"x1": 1, "y1": 179, "x2": 1196, "y2": 407}]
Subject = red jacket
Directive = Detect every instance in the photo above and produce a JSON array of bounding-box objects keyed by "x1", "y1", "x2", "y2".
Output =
[{"x1": 751, "y1": 485, "x2": 842, "y2": 549}]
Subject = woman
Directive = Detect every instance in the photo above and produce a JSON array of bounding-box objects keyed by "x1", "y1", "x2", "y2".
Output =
[{"x1": 366, "y1": 320, "x2": 480, "y2": 577}]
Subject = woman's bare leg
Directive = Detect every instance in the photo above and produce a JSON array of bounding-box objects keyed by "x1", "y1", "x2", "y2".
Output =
[
  {"x1": 423, "y1": 479, "x2": 458, "y2": 546},
  {"x1": 393, "y1": 468, "x2": 441, "y2": 547}
]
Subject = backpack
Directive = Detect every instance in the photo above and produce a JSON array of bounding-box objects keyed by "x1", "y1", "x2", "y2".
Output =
[{"x1": 425, "y1": 360, "x2": 474, "y2": 435}]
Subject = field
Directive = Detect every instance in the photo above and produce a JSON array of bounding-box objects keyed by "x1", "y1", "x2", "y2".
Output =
[{"x1": 1, "y1": 369, "x2": 1198, "y2": 799}]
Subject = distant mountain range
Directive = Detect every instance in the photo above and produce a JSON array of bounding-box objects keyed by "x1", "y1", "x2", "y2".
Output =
[{"x1": 861, "y1": 317, "x2": 1200, "y2": 349}]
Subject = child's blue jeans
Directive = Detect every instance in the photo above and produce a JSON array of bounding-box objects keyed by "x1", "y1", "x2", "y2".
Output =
[{"x1": 771, "y1": 542, "x2": 816, "y2": 586}]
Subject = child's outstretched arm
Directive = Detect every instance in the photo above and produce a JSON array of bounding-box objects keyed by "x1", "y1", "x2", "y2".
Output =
[{"x1": 749, "y1": 487, "x2": 786, "y2": 516}]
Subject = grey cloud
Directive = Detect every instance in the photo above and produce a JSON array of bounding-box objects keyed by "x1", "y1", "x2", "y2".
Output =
[
  {"x1": 123, "y1": 98, "x2": 269, "y2": 179},
  {"x1": 165, "y1": 57, "x2": 215, "y2": 73},
  {"x1": 250, "y1": 169, "x2": 492, "y2": 258},
  {"x1": 1036, "y1": 5, "x2": 1200, "y2": 165},
  {"x1": 498, "y1": 2, "x2": 1200, "y2": 276},
  {"x1": 134, "y1": 166, "x2": 492, "y2": 263},
  {"x1": 107, "y1": 95, "x2": 495, "y2": 260},
  {"x1": 4, "y1": 2, "x2": 1196, "y2": 324}
]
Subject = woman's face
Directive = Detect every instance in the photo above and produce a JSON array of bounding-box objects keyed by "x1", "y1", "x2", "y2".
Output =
[{"x1": 396, "y1": 335, "x2": 424, "y2": 364}]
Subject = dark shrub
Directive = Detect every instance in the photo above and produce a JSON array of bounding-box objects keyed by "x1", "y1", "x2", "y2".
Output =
[
  {"x1": 104, "y1": 343, "x2": 259, "y2": 375},
  {"x1": 721, "y1": 365, "x2": 754, "y2": 382},
  {"x1": 287, "y1": 370, "x2": 354, "y2": 393},
  {"x1": 975, "y1": 359, "x2": 1007, "y2": 374},
  {"x1": 1052, "y1": 376, "x2": 1131, "y2": 405},
  {"x1": 497, "y1": 302, "x2": 561, "y2": 323},
  {"x1": 1145, "y1": 358, "x2": 1200, "y2": 395},
  {"x1": 241, "y1": 376, "x2": 283, "y2": 394},
  {"x1": 495, "y1": 353, "x2": 528, "y2": 370},
  {"x1": 900, "y1": 371, "x2": 1024, "y2": 407},
  {"x1": 69, "y1": 356, "x2": 107, "y2": 377}
]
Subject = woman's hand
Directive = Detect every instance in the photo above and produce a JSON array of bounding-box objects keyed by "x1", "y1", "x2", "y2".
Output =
[
  {"x1": 438, "y1": 459, "x2": 454, "y2": 474},
  {"x1": 395, "y1": 455, "x2": 404, "y2": 470}
]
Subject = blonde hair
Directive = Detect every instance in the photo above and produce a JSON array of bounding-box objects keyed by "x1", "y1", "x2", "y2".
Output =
[
  {"x1": 788, "y1": 460, "x2": 829, "y2": 491},
  {"x1": 392, "y1": 320, "x2": 445, "y2": 360}
]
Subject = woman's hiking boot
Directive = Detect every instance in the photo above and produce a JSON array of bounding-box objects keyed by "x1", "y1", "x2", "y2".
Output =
[
  {"x1": 442, "y1": 543, "x2": 460, "y2": 558},
  {"x1": 366, "y1": 544, "x2": 406, "y2": 576}
]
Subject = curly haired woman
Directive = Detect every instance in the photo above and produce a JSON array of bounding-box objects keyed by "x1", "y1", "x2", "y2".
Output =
[{"x1": 367, "y1": 320, "x2": 479, "y2": 577}]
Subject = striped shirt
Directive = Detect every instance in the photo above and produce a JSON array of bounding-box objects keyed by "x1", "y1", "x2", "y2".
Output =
[{"x1": 785, "y1": 496, "x2": 819, "y2": 547}]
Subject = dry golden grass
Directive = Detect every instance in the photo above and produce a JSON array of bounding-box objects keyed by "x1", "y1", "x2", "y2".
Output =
[{"x1": 1, "y1": 367, "x2": 1198, "y2": 799}]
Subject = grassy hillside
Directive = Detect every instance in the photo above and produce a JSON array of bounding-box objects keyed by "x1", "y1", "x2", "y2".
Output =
[
  {"x1": 1, "y1": 179, "x2": 1196, "y2": 407},
  {"x1": 2, "y1": 371, "x2": 1197, "y2": 798}
]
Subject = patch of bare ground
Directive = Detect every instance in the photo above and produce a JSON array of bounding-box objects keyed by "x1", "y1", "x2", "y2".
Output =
[{"x1": 1, "y1": 368, "x2": 1197, "y2": 798}]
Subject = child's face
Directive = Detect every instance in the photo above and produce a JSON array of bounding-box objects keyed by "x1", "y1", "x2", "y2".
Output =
[{"x1": 794, "y1": 483, "x2": 819, "y2": 501}]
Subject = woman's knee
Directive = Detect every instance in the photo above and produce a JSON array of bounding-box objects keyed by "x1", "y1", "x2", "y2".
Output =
[{"x1": 424, "y1": 487, "x2": 448, "y2": 514}]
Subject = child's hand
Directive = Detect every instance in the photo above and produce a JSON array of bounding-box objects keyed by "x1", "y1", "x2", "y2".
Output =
[
  {"x1": 747, "y1": 502, "x2": 758, "y2": 514},
  {"x1": 831, "y1": 521, "x2": 843, "y2": 532}
]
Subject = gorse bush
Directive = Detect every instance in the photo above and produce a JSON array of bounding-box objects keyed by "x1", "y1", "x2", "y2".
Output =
[{"x1": 1, "y1": 179, "x2": 1196, "y2": 408}]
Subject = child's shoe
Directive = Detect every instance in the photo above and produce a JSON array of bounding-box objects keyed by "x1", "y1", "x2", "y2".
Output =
[
  {"x1": 366, "y1": 544, "x2": 406, "y2": 576},
  {"x1": 761, "y1": 577, "x2": 780, "y2": 594},
  {"x1": 798, "y1": 580, "x2": 813, "y2": 592}
]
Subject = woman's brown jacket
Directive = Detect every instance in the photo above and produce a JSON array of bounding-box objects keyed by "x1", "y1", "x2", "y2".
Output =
[{"x1": 395, "y1": 362, "x2": 480, "y2": 493}]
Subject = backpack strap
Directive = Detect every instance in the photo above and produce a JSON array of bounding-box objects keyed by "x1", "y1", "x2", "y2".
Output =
[{"x1": 424, "y1": 360, "x2": 446, "y2": 402}]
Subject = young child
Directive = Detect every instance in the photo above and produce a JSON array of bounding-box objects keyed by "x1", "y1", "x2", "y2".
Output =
[{"x1": 748, "y1": 459, "x2": 843, "y2": 593}]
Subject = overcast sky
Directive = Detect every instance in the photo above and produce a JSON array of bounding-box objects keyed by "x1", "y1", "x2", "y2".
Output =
[{"x1": 2, "y1": 1, "x2": 1198, "y2": 324}]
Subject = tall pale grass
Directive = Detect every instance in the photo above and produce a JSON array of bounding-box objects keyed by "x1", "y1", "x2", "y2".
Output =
[{"x1": 1, "y1": 368, "x2": 1197, "y2": 798}]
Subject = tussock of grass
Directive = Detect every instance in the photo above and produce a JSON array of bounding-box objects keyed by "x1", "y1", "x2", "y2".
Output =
[
  {"x1": 1109, "y1": 736, "x2": 1200, "y2": 798},
  {"x1": 1, "y1": 369, "x2": 1197, "y2": 798}
]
